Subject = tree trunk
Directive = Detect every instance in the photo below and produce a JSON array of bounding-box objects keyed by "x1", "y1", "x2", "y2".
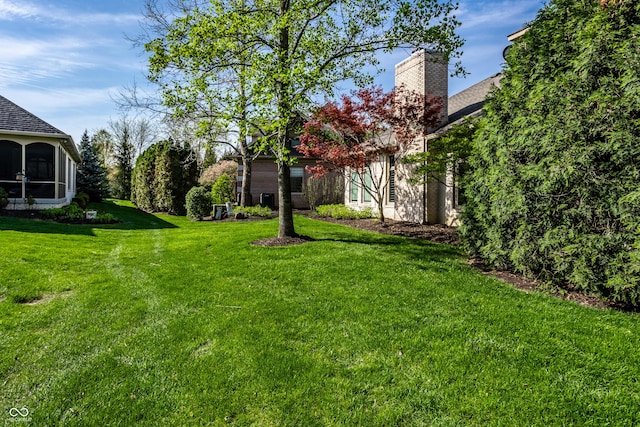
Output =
[
  {"x1": 277, "y1": 157, "x2": 296, "y2": 238},
  {"x1": 238, "y1": 65, "x2": 252, "y2": 207},
  {"x1": 275, "y1": 0, "x2": 296, "y2": 238},
  {"x1": 240, "y1": 153, "x2": 252, "y2": 207},
  {"x1": 378, "y1": 200, "x2": 385, "y2": 223}
]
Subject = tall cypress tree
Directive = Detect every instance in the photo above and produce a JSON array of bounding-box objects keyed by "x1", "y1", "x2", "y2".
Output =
[
  {"x1": 113, "y1": 127, "x2": 135, "y2": 200},
  {"x1": 76, "y1": 130, "x2": 109, "y2": 201}
]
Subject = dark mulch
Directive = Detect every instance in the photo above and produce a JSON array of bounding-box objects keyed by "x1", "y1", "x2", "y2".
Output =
[
  {"x1": 311, "y1": 216, "x2": 460, "y2": 245},
  {"x1": 0, "y1": 209, "x2": 47, "y2": 220},
  {"x1": 0, "y1": 209, "x2": 118, "y2": 224}
]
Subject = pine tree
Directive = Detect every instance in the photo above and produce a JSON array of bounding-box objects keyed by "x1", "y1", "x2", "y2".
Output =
[
  {"x1": 112, "y1": 127, "x2": 135, "y2": 200},
  {"x1": 76, "y1": 130, "x2": 109, "y2": 202}
]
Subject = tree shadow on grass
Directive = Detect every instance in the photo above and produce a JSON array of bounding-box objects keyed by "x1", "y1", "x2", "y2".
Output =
[
  {"x1": 309, "y1": 225, "x2": 464, "y2": 271},
  {"x1": 0, "y1": 199, "x2": 178, "y2": 236}
]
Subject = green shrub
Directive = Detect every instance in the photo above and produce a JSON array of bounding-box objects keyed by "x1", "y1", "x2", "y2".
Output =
[
  {"x1": 73, "y1": 192, "x2": 90, "y2": 209},
  {"x1": 66, "y1": 203, "x2": 85, "y2": 220},
  {"x1": 316, "y1": 204, "x2": 373, "y2": 220},
  {"x1": 41, "y1": 207, "x2": 67, "y2": 219},
  {"x1": 185, "y1": 186, "x2": 213, "y2": 220},
  {"x1": 233, "y1": 205, "x2": 273, "y2": 218},
  {"x1": 460, "y1": 0, "x2": 640, "y2": 305},
  {"x1": 94, "y1": 212, "x2": 117, "y2": 224},
  {"x1": 41, "y1": 202, "x2": 119, "y2": 223},
  {"x1": 211, "y1": 174, "x2": 234, "y2": 204}
]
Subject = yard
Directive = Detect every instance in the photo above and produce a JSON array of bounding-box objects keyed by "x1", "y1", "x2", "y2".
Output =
[{"x1": 1, "y1": 200, "x2": 639, "y2": 426}]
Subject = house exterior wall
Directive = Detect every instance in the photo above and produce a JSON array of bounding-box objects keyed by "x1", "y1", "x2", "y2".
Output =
[
  {"x1": 237, "y1": 158, "x2": 319, "y2": 209},
  {"x1": 344, "y1": 156, "x2": 397, "y2": 219},
  {"x1": 0, "y1": 134, "x2": 77, "y2": 210},
  {"x1": 345, "y1": 49, "x2": 458, "y2": 224}
]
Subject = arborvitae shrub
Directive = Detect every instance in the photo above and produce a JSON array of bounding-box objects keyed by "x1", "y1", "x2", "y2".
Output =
[
  {"x1": 185, "y1": 186, "x2": 212, "y2": 220},
  {"x1": 461, "y1": 0, "x2": 640, "y2": 305},
  {"x1": 211, "y1": 174, "x2": 234, "y2": 205},
  {"x1": 131, "y1": 141, "x2": 199, "y2": 215}
]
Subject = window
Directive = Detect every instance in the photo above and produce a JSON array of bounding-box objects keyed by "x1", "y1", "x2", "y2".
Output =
[
  {"x1": 290, "y1": 167, "x2": 304, "y2": 193},
  {"x1": 26, "y1": 143, "x2": 54, "y2": 181},
  {"x1": 58, "y1": 147, "x2": 66, "y2": 184},
  {"x1": 388, "y1": 155, "x2": 395, "y2": 203},
  {"x1": 67, "y1": 158, "x2": 72, "y2": 190},
  {"x1": 453, "y1": 163, "x2": 467, "y2": 208},
  {"x1": 0, "y1": 140, "x2": 22, "y2": 181},
  {"x1": 350, "y1": 172, "x2": 359, "y2": 202},
  {"x1": 363, "y1": 170, "x2": 372, "y2": 203},
  {"x1": 25, "y1": 143, "x2": 55, "y2": 198}
]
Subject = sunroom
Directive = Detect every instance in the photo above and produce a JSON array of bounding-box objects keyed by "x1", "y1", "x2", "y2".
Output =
[{"x1": 0, "y1": 95, "x2": 80, "y2": 209}]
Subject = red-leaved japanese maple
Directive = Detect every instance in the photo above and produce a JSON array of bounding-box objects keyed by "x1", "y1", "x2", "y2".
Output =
[{"x1": 299, "y1": 86, "x2": 442, "y2": 221}]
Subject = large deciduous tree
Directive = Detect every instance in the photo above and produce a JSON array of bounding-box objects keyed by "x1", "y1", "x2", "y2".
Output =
[
  {"x1": 299, "y1": 86, "x2": 442, "y2": 222},
  {"x1": 461, "y1": 0, "x2": 640, "y2": 305},
  {"x1": 144, "y1": 0, "x2": 463, "y2": 238}
]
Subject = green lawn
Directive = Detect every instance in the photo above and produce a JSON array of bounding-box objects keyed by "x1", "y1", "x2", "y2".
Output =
[{"x1": 1, "y1": 200, "x2": 639, "y2": 426}]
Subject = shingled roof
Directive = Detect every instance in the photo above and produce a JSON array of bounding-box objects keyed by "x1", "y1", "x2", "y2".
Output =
[
  {"x1": 0, "y1": 95, "x2": 67, "y2": 134},
  {"x1": 0, "y1": 94, "x2": 80, "y2": 162},
  {"x1": 438, "y1": 73, "x2": 503, "y2": 133}
]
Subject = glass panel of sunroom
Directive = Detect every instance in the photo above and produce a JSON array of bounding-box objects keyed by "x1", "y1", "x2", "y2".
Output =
[
  {"x1": 0, "y1": 140, "x2": 22, "y2": 181},
  {"x1": 26, "y1": 143, "x2": 55, "y2": 181}
]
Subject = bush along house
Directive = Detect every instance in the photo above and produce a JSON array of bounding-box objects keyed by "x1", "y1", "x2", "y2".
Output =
[{"x1": 0, "y1": 95, "x2": 80, "y2": 209}]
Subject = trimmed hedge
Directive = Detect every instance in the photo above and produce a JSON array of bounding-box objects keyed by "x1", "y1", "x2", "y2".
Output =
[{"x1": 316, "y1": 204, "x2": 373, "y2": 220}]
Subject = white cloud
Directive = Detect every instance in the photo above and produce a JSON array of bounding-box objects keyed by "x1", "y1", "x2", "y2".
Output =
[
  {"x1": 0, "y1": 0, "x2": 38, "y2": 20},
  {"x1": 0, "y1": 36, "x2": 102, "y2": 89},
  {"x1": 0, "y1": 0, "x2": 138, "y2": 27}
]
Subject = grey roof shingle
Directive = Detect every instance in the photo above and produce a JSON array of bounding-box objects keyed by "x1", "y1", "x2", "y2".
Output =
[
  {"x1": 443, "y1": 73, "x2": 503, "y2": 129},
  {"x1": 0, "y1": 94, "x2": 66, "y2": 135},
  {"x1": 0, "y1": 94, "x2": 81, "y2": 162}
]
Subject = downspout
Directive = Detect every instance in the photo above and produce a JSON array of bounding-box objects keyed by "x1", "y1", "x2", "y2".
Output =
[{"x1": 422, "y1": 135, "x2": 427, "y2": 224}]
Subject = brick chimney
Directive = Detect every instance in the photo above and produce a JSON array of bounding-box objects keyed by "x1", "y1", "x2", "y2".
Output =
[{"x1": 394, "y1": 49, "x2": 448, "y2": 129}]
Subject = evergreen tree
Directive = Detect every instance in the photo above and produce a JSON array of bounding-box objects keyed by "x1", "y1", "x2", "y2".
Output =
[
  {"x1": 76, "y1": 130, "x2": 109, "y2": 201},
  {"x1": 112, "y1": 126, "x2": 135, "y2": 200},
  {"x1": 461, "y1": 0, "x2": 640, "y2": 305},
  {"x1": 131, "y1": 140, "x2": 199, "y2": 215}
]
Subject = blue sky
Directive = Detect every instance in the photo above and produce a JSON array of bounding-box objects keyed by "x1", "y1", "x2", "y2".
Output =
[{"x1": 0, "y1": 0, "x2": 544, "y2": 144}]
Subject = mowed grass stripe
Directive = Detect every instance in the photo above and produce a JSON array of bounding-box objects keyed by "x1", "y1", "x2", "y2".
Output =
[{"x1": 0, "y1": 200, "x2": 639, "y2": 426}]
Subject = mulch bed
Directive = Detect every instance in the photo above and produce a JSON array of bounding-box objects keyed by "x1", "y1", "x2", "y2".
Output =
[
  {"x1": 0, "y1": 209, "x2": 47, "y2": 220},
  {"x1": 0, "y1": 209, "x2": 118, "y2": 224}
]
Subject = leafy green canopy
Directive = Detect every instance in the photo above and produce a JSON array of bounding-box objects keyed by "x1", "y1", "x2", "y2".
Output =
[
  {"x1": 461, "y1": 0, "x2": 640, "y2": 305},
  {"x1": 144, "y1": 0, "x2": 464, "y2": 237}
]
